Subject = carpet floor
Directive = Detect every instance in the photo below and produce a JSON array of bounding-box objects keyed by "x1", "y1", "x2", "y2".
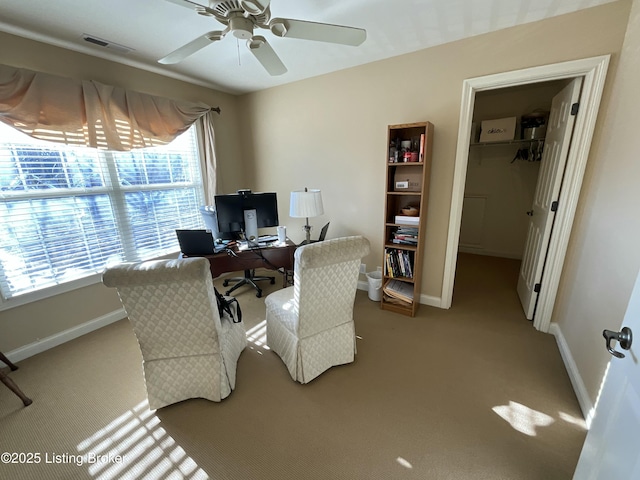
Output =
[{"x1": 0, "y1": 253, "x2": 586, "y2": 479}]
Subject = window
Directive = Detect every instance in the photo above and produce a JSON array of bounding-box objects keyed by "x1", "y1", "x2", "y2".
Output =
[{"x1": 0, "y1": 122, "x2": 205, "y2": 307}]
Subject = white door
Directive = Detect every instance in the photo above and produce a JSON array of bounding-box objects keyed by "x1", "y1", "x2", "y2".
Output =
[
  {"x1": 517, "y1": 77, "x2": 583, "y2": 319},
  {"x1": 573, "y1": 269, "x2": 640, "y2": 479}
]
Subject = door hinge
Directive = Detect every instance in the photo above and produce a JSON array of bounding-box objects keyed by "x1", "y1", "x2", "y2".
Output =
[
  {"x1": 551, "y1": 200, "x2": 559, "y2": 212},
  {"x1": 534, "y1": 283, "x2": 541, "y2": 293},
  {"x1": 571, "y1": 103, "x2": 579, "y2": 115}
]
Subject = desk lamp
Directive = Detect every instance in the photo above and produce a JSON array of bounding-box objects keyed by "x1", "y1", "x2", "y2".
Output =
[{"x1": 290, "y1": 188, "x2": 324, "y2": 244}]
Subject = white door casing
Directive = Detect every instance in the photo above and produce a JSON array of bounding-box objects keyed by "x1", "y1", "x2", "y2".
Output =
[
  {"x1": 517, "y1": 78, "x2": 583, "y2": 319},
  {"x1": 442, "y1": 55, "x2": 610, "y2": 333},
  {"x1": 572, "y1": 268, "x2": 640, "y2": 479}
]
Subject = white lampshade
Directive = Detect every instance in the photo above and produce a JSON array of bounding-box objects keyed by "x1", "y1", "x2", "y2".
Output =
[{"x1": 290, "y1": 189, "x2": 324, "y2": 218}]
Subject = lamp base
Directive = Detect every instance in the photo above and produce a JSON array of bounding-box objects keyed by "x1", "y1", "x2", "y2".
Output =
[{"x1": 303, "y1": 221, "x2": 312, "y2": 244}]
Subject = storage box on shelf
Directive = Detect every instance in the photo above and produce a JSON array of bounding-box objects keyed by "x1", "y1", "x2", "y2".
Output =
[
  {"x1": 479, "y1": 116, "x2": 516, "y2": 142},
  {"x1": 382, "y1": 122, "x2": 434, "y2": 317}
]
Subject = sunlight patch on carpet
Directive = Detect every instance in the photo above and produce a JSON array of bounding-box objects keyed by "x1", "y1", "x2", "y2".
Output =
[
  {"x1": 77, "y1": 400, "x2": 208, "y2": 479},
  {"x1": 246, "y1": 320, "x2": 270, "y2": 350},
  {"x1": 492, "y1": 401, "x2": 554, "y2": 436}
]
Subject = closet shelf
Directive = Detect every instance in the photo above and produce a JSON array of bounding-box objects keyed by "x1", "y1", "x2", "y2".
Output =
[{"x1": 470, "y1": 138, "x2": 545, "y2": 148}]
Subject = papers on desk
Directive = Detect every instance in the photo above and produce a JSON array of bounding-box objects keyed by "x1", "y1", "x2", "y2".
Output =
[
  {"x1": 238, "y1": 241, "x2": 260, "y2": 251},
  {"x1": 237, "y1": 240, "x2": 284, "y2": 251}
]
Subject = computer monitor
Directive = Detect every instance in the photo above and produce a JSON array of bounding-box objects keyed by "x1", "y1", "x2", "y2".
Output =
[
  {"x1": 214, "y1": 194, "x2": 244, "y2": 240},
  {"x1": 213, "y1": 190, "x2": 279, "y2": 240}
]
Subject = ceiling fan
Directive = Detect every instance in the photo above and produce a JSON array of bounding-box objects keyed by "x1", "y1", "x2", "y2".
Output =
[{"x1": 159, "y1": 0, "x2": 367, "y2": 76}]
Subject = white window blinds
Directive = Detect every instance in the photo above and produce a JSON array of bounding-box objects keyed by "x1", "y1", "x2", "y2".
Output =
[{"x1": 0, "y1": 122, "x2": 205, "y2": 303}]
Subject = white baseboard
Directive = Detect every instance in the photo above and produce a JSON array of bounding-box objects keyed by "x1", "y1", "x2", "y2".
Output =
[
  {"x1": 8, "y1": 281, "x2": 432, "y2": 362},
  {"x1": 6, "y1": 308, "x2": 127, "y2": 364},
  {"x1": 549, "y1": 322, "x2": 594, "y2": 426},
  {"x1": 419, "y1": 294, "x2": 441, "y2": 307}
]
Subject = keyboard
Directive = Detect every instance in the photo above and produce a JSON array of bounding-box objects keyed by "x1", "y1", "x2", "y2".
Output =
[{"x1": 259, "y1": 235, "x2": 279, "y2": 242}]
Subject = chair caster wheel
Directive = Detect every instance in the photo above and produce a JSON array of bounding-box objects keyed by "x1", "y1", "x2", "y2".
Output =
[
  {"x1": 256, "y1": 291, "x2": 262, "y2": 298},
  {"x1": 223, "y1": 280, "x2": 229, "y2": 287}
]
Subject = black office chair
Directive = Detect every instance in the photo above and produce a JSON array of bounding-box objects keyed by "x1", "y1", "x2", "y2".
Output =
[
  {"x1": 223, "y1": 269, "x2": 275, "y2": 298},
  {"x1": 298, "y1": 222, "x2": 330, "y2": 247},
  {"x1": 318, "y1": 222, "x2": 330, "y2": 242}
]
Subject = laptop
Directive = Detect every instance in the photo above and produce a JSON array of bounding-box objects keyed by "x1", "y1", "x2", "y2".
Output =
[{"x1": 175, "y1": 229, "x2": 219, "y2": 256}]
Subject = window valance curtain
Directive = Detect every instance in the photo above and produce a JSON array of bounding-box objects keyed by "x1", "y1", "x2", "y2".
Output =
[{"x1": 0, "y1": 63, "x2": 212, "y2": 151}]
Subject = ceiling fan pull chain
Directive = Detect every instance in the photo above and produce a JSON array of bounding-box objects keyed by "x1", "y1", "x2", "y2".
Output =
[{"x1": 236, "y1": 38, "x2": 242, "y2": 66}]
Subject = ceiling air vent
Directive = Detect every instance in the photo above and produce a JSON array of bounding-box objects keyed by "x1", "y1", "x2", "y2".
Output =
[{"x1": 82, "y1": 34, "x2": 134, "y2": 54}]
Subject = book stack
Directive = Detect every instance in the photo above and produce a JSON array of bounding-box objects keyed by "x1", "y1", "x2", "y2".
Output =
[
  {"x1": 384, "y1": 248, "x2": 414, "y2": 278},
  {"x1": 394, "y1": 215, "x2": 419, "y2": 225},
  {"x1": 391, "y1": 227, "x2": 418, "y2": 246},
  {"x1": 383, "y1": 279, "x2": 414, "y2": 305}
]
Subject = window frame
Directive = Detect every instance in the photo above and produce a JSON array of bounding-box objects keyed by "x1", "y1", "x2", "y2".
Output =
[{"x1": 0, "y1": 125, "x2": 206, "y2": 312}]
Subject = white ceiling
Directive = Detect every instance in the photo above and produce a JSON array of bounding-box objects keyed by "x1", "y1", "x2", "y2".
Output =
[{"x1": 0, "y1": 0, "x2": 616, "y2": 95}]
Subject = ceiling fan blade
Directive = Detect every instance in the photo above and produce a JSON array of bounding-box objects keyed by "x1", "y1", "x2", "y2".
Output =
[
  {"x1": 239, "y1": 0, "x2": 270, "y2": 16},
  {"x1": 158, "y1": 31, "x2": 226, "y2": 64},
  {"x1": 269, "y1": 18, "x2": 366, "y2": 46},
  {"x1": 247, "y1": 36, "x2": 287, "y2": 76},
  {"x1": 162, "y1": 0, "x2": 217, "y2": 17}
]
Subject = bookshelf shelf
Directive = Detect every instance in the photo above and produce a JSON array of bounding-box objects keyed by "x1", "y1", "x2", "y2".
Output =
[
  {"x1": 384, "y1": 243, "x2": 417, "y2": 252},
  {"x1": 381, "y1": 121, "x2": 434, "y2": 317},
  {"x1": 386, "y1": 191, "x2": 421, "y2": 196},
  {"x1": 386, "y1": 161, "x2": 426, "y2": 166}
]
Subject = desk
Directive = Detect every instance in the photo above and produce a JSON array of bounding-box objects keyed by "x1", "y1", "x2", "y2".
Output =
[{"x1": 184, "y1": 239, "x2": 296, "y2": 288}]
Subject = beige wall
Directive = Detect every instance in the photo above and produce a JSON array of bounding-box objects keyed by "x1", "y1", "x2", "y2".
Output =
[
  {"x1": 0, "y1": 32, "x2": 245, "y2": 352},
  {"x1": 1, "y1": 1, "x2": 636, "y2": 411},
  {"x1": 237, "y1": 1, "x2": 630, "y2": 300},
  {"x1": 553, "y1": 0, "x2": 640, "y2": 402}
]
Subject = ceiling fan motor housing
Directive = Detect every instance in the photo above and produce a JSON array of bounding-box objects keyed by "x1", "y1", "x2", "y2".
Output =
[
  {"x1": 229, "y1": 15, "x2": 254, "y2": 39},
  {"x1": 158, "y1": 0, "x2": 367, "y2": 76}
]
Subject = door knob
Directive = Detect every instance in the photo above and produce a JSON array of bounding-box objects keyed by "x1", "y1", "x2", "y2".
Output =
[
  {"x1": 602, "y1": 327, "x2": 633, "y2": 359},
  {"x1": 526, "y1": 210, "x2": 534, "y2": 216}
]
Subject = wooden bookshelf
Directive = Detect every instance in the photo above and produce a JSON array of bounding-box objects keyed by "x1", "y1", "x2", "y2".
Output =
[{"x1": 382, "y1": 122, "x2": 434, "y2": 317}]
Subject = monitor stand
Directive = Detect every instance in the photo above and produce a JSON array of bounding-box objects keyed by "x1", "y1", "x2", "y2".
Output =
[{"x1": 243, "y1": 209, "x2": 258, "y2": 246}]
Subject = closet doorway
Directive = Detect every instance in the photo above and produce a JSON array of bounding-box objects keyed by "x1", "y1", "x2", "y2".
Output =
[{"x1": 441, "y1": 56, "x2": 610, "y2": 332}]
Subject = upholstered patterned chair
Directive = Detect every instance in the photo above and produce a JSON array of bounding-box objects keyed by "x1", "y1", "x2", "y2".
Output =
[
  {"x1": 103, "y1": 257, "x2": 247, "y2": 409},
  {"x1": 265, "y1": 236, "x2": 370, "y2": 384}
]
